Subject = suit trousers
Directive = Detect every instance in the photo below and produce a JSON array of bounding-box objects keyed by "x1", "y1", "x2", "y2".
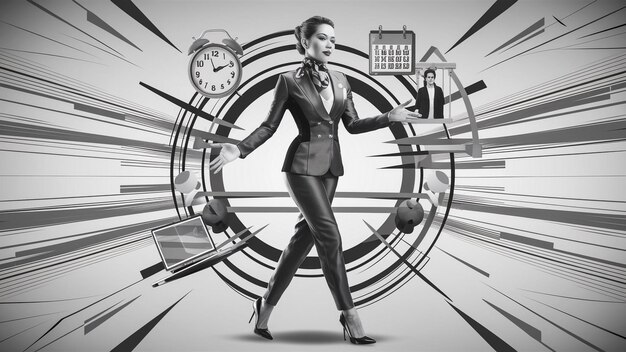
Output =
[{"x1": 263, "y1": 171, "x2": 354, "y2": 310}]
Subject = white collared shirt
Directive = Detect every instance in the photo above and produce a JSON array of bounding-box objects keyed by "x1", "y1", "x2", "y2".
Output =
[
  {"x1": 427, "y1": 85, "x2": 435, "y2": 119},
  {"x1": 320, "y1": 87, "x2": 334, "y2": 114}
]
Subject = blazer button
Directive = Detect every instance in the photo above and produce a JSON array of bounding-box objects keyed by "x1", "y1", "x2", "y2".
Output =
[
  {"x1": 317, "y1": 134, "x2": 322, "y2": 138},
  {"x1": 329, "y1": 134, "x2": 333, "y2": 138},
  {"x1": 317, "y1": 122, "x2": 321, "y2": 125},
  {"x1": 329, "y1": 121, "x2": 333, "y2": 124}
]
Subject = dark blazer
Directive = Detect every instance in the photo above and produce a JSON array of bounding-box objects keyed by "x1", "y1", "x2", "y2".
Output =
[
  {"x1": 416, "y1": 85, "x2": 444, "y2": 119},
  {"x1": 236, "y1": 70, "x2": 392, "y2": 176}
]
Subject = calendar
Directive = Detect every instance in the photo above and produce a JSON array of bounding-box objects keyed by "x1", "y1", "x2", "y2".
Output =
[{"x1": 369, "y1": 28, "x2": 415, "y2": 76}]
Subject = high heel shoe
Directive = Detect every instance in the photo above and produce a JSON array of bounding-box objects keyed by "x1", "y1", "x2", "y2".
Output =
[
  {"x1": 249, "y1": 298, "x2": 273, "y2": 340},
  {"x1": 339, "y1": 313, "x2": 376, "y2": 345}
]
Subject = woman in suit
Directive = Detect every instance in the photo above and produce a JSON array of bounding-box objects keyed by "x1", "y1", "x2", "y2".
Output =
[
  {"x1": 415, "y1": 68, "x2": 444, "y2": 119},
  {"x1": 208, "y1": 16, "x2": 418, "y2": 344}
]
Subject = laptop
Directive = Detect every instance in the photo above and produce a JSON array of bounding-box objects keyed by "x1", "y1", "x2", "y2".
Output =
[{"x1": 151, "y1": 215, "x2": 219, "y2": 272}]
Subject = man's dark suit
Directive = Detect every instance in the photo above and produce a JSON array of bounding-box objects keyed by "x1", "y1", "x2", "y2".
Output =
[
  {"x1": 236, "y1": 69, "x2": 393, "y2": 310},
  {"x1": 415, "y1": 85, "x2": 444, "y2": 119}
]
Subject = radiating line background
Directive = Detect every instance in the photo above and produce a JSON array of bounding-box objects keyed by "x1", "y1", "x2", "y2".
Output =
[{"x1": 0, "y1": 0, "x2": 625, "y2": 351}]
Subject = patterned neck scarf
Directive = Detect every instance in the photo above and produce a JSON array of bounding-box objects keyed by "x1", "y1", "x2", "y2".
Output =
[{"x1": 296, "y1": 57, "x2": 329, "y2": 92}]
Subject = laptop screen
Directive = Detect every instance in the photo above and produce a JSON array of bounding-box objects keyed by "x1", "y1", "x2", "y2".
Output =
[{"x1": 151, "y1": 215, "x2": 216, "y2": 271}]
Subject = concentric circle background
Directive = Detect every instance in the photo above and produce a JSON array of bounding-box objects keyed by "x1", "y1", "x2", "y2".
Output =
[
  {"x1": 171, "y1": 30, "x2": 461, "y2": 306},
  {"x1": 1, "y1": 1, "x2": 624, "y2": 351}
]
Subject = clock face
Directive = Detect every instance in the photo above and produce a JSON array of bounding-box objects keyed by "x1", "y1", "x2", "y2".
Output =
[{"x1": 189, "y1": 44, "x2": 242, "y2": 98}]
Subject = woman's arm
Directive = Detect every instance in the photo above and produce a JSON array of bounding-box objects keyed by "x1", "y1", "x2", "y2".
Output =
[
  {"x1": 341, "y1": 74, "x2": 419, "y2": 134},
  {"x1": 341, "y1": 86, "x2": 391, "y2": 134},
  {"x1": 208, "y1": 74, "x2": 289, "y2": 174},
  {"x1": 236, "y1": 74, "x2": 289, "y2": 158}
]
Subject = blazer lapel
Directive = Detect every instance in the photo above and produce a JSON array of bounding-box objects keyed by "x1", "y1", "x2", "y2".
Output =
[
  {"x1": 295, "y1": 71, "x2": 330, "y2": 120},
  {"x1": 328, "y1": 71, "x2": 345, "y2": 120}
]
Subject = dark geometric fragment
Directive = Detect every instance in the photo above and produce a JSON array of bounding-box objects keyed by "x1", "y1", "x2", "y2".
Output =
[
  {"x1": 139, "y1": 81, "x2": 243, "y2": 130},
  {"x1": 84, "y1": 296, "x2": 140, "y2": 334},
  {"x1": 74, "y1": 103, "x2": 125, "y2": 120},
  {"x1": 23, "y1": 279, "x2": 145, "y2": 351},
  {"x1": 87, "y1": 12, "x2": 139, "y2": 50},
  {"x1": 443, "y1": 82, "x2": 620, "y2": 138},
  {"x1": 0, "y1": 65, "x2": 155, "y2": 118},
  {"x1": 1, "y1": 21, "x2": 95, "y2": 57},
  {"x1": 484, "y1": 300, "x2": 560, "y2": 351},
  {"x1": 502, "y1": 29, "x2": 544, "y2": 53},
  {"x1": 110, "y1": 292, "x2": 190, "y2": 352},
  {"x1": 25, "y1": 0, "x2": 124, "y2": 57},
  {"x1": 447, "y1": 302, "x2": 517, "y2": 351},
  {"x1": 454, "y1": 201, "x2": 626, "y2": 236},
  {"x1": 444, "y1": 80, "x2": 488, "y2": 104},
  {"x1": 486, "y1": 18, "x2": 544, "y2": 56},
  {"x1": 552, "y1": 15, "x2": 566, "y2": 27},
  {"x1": 500, "y1": 232, "x2": 554, "y2": 250},
  {"x1": 485, "y1": 5, "x2": 626, "y2": 70},
  {"x1": 484, "y1": 300, "x2": 542, "y2": 341},
  {"x1": 533, "y1": 299, "x2": 626, "y2": 340},
  {"x1": 364, "y1": 221, "x2": 452, "y2": 301},
  {"x1": 579, "y1": 23, "x2": 626, "y2": 39},
  {"x1": 490, "y1": 286, "x2": 608, "y2": 351},
  {"x1": 140, "y1": 262, "x2": 164, "y2": 279},
  {"x1": 72, "y1": 0, "x2": 142, "y2": 51},
  {"x1": 438, "y1": 247, "x2": 490, "y2": 277},
  {"x1": 447, "y1": 0, "x2": 518, "y2": 53},
  {"x1": 111, "y1": 0, "x2": 181, "y2": 53},
  {"x1": 119, "y1": 184, "x2": 171, "y2": 193}
]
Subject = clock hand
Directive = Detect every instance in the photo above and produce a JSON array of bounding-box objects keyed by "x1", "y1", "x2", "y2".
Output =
[
  {"x1": 210, "y1": 57, "x2": 216, "y2": 70},
  {"x1": 214, "y1": 63, "x2": 229, "y2": 72}
]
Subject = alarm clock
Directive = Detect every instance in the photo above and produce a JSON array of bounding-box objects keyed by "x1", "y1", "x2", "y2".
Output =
[{"x1": 187, "y1": 29, "x2": 243, "y2": 98}]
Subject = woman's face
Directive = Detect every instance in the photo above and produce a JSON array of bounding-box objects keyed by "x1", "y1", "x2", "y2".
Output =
[{"x1": 304, "y1": 24, "x2": 335, "y2": 63}]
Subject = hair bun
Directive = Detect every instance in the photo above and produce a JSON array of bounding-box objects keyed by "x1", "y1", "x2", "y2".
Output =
[{"x1": 294, "y1": 25, "x2": 302, "y2": 40}]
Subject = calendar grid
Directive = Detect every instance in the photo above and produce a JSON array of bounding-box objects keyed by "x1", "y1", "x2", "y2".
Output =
[{"x1": 369, "y1": 30, "x2": 415, "y2": 76}]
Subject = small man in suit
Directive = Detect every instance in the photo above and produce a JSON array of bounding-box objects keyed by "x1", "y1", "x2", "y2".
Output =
[{"x1": 416, "y1": 68, "x2": 444, "y2": 119}]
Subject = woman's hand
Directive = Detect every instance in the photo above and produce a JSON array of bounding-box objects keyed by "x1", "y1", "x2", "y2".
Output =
[
  {"x1": 389, "y1": 99, "x2": 422, "y2": 123},
  {"x1": 208, "y1": 143, "x2": 241, "y2": 174}
]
